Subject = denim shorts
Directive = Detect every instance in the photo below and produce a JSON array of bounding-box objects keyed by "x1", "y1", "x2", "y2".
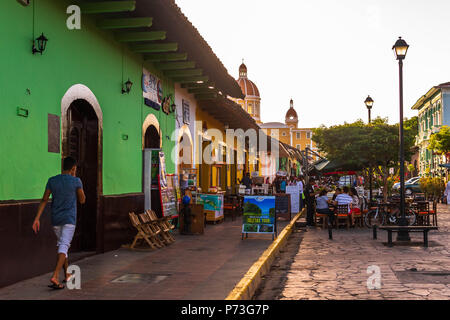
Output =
[{"x1": 53, "y1": 224, "x2": 76, "y2": 257}]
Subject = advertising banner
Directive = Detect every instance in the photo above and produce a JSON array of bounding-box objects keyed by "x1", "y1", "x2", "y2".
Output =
[
  {"x1": 142, "y1": 68, "x2": 163, "y2": 109},
  {"x1": 242, "y1": 196, "x2": 275, "y2": 234},
  {"x1": 197, "y1": 193, "x2": 224, "y2": 220},
  {"x1": 158, "y1": 152, "x2": 178, "y2": 217}
]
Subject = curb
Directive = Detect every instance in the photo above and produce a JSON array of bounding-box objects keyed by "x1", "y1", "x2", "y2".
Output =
[{"x1": 225, "y1": 208, "x2": 305, "y2": 300}]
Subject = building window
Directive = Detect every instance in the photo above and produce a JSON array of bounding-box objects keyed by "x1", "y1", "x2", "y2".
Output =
[
  {"x1": 296, "y1": 144, "x2": 301, "y2": 149},
  {"x1": 306, "y1": 132, "x2": 311, "y2": 139},
  {"x1": 282, "y1": 132, "x2": 286, "y2": 136},
  {"x1": 248, "y1": 103, "x2": 253, "y2": 114},
  {"x1": 296, "y1": 132, "x2": 300, "y2": 139}
]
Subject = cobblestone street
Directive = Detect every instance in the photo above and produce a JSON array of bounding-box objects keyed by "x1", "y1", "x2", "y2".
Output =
[{"x1": 258, "y1": 204, "x2": 450, "y2": 300}]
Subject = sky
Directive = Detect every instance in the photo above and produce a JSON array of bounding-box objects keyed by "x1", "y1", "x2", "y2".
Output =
[{"x1": 175, "y1": 0, "x2": 450, "y2": 128}]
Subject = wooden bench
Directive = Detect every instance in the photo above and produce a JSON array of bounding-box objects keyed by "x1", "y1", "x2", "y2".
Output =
[{"x1": 377, "y1": 226, "x2": 438, "y2": 247}]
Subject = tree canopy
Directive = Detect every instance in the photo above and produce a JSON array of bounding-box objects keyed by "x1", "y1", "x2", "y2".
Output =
[
  {"x1": 312, "y1": 116, "x2": 417, "y2": 169},
  {"x1": 428, "y1": 125, "x2": 450, "y2": 155}
]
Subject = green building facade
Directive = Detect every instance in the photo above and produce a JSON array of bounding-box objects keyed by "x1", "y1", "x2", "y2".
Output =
[{"x1": 0, "y1": 0, "x2": 178, "y2": 287}]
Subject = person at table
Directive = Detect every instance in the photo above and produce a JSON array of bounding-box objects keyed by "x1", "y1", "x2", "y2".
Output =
[
  {"x1": 332, "y1": 187, "x2": 342, "y2": 201},
  {"x1": 349, "y1": 187, "x2": 361, "y2": 226},
  {"x1": 333, "y1": 186, "x2": 353, "y2": 220},
  {"x1": 316, "y1": 189, "x2": 335, "y2": 225},
  {"x1": 239, "y1": 172, "x2": 252, "y2": 190}
]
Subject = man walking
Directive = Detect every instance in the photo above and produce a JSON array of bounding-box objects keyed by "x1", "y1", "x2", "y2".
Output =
[{"x1": 32, "y1": 156, "x2": 85, "y2": 289}]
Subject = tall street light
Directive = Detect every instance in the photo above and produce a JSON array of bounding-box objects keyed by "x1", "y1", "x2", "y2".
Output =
[
  {"x1": 393, "y1": 36, "x2": 410, "y2": 241},
  {"x1": 364, "y1": 96, "x2": 374, "y2": 123},
  {"x1": 364, "y1": 95, "x2": 374, "y2": 205}
]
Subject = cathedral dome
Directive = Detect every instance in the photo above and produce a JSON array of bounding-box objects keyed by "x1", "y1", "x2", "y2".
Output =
[
  {"x1": 236, "y1": 63, "x2": 260, "y2": 97},
  {"x1": 285, "y1": 99, "x2": 298, "y2": 127}
]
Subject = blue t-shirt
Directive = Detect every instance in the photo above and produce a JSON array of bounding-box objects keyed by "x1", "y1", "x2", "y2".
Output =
[
  {"x1": 316, "y1": 195, "x2": 329, "y2": 210},
  {"x1": 45, "y1": 174, "x2": 83, "y2": 226}
]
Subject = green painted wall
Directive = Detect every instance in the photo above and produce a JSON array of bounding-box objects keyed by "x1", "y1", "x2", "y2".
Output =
[{"x1": 0, "y1": 0, "x2": 175, "y2": 200}]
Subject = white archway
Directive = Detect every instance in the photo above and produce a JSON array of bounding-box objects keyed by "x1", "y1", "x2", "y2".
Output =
[
  {"x1": 61, "y1": 84, "x2": 103, "y2": 125},
  {"x1": 61, "y1": 83, "x2": 103, "y2": 159},
  {"x1": 142, "y1": 114, "x2": 162, "y2": 149}
]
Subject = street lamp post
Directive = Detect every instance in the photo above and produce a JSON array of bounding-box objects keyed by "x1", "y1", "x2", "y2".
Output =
[
  {"x1": 393, "y1": 37, "x2": 411, "y2": 241},
  {"x1": 364, "y1": 95, "x2": 374, "y2": 206}
]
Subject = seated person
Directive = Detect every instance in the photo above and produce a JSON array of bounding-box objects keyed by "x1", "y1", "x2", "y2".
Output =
[
  {"x1": 349, "y1": 187, "x2": 361, "y2": 226},
  {"x1": 316, "y1": 189, "x2": 335, "y2": 224},
  {"x1": 333, "y1": 186, "x2": 353, "y2": 216}
]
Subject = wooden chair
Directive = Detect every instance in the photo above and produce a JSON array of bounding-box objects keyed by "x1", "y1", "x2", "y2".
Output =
[
  {"x1": 128, "y1": 212, "x2": 157, "y2": 250},
  {"x1": 138, "y1": 213, "x2": 165, "y2": 248},
  {"x1": 224, "y1": 196, "x2": 238, "y2": 221},
  {"x1": 335, "y1": 204, "x2": 350, "y2": 229},
  {"x1": 146, "y1": 210, "x2": 176, "y2": 243},
  {"x1": 428, "y1": 200, "x2": 438, "y2": 226},
  {"x1": 314, "y1": 211, "x2": 329, "y2": 228},
  {"x1": 416, "y1": 202, "x2": 430, "y2": 226}
]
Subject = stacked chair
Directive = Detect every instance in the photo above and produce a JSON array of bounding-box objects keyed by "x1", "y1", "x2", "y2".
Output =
[{"x1": 128, "y1": 210, "x2": 175, "y2": 250}]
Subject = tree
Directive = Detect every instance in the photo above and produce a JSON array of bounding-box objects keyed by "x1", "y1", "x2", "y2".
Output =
[
  {"x1": 428, "y1": 125, "x2": 450, "y2": 158},
  {"x1": 312, "y1": 117, "x2": 417, "y2": 201}
]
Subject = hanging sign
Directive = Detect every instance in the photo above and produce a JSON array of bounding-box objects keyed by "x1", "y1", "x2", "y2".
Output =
[{"x1": 142, "y1": 68, "x2": 163, "y2": 110}]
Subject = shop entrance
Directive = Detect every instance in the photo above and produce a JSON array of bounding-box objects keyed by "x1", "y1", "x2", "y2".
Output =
[
  {"x1": 66, "y1": 99, "x2": 99, "y2": 252},
  {"x1": 144, "y1": 125, "x2": 162, "y2": 216}
]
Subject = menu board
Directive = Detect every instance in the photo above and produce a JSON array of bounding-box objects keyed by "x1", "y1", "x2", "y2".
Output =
[
  {"x1": 158, "y1": 152, "x2": 178, "y2": 217},
  {"x1": 242, "y1": 196, "x2": 276, "y2": 235},
  {"x1": 275, "y1": 194, "x2": 290, "y2": 214},
  {"x1": 286, "y1": 185, "x2": 300, "y2": 214}
]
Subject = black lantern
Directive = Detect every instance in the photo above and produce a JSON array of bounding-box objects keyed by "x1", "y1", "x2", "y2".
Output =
[
  {"x1": 393, "y1": 37, "x2": 409, "y2": 60},
  {"x1": 32, "y1": 33, "x2": 48, "y2": 55},
  {"x1": 364, "y1": 95, "x2": 374, "y2": 109},
  {"x1": 122, "y1": 78, "x2": 133, "y2": 94}
]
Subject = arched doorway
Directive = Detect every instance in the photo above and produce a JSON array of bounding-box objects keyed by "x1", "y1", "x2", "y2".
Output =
[
  {"x1": 144, "y1": 125, "x2": 161, "y2": 149},
  {"x1": 65, "y1": 99, "x2": 99, "y2": 252},
  {"x1": 61, "y1": 84, "x2": 102, "y2": 254},
  {"x1": 143, "y1": 120, "x2": 162, "y2": 216}
]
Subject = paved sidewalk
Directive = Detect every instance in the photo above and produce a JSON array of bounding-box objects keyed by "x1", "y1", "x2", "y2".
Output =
[
  {"x1": 0, "y1": 216, "x2": 288, "y2": 300},
  {"x1": 280, "y1": 204, "x2": 450, "y2": 300}
]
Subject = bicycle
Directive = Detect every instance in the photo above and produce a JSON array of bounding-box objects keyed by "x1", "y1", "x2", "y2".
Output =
[{"x1": 364, "y1": 198, "x2": 417, "y2": 228}]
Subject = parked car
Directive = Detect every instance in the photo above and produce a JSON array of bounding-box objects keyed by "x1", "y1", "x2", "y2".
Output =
[
  {"x1": 338, "y1": 175, "x2": 356, "y2": 187},
  {"x1": 392, "y1": 177, "x2": 421, "y2": 195}
]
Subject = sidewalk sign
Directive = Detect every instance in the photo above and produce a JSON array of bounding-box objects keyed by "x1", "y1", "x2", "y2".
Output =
[
  {"x1": 275, "y1": 194, "x2": 291, "y2": 221},
  {"x1": 242, "y1": 196, "x2": 276, "y2": 240},
  {"x1": 286, "y1": 185, "x2": 300, "y2": 215}
]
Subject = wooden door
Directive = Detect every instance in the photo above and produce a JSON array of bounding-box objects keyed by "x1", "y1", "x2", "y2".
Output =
[{"x1": 67, "y1": 100, "x2": 98, "y2": 252}]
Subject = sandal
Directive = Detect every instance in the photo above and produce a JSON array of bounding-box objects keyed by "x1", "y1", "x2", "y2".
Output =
[
  {"x1": 48, "y1": 278, "x2": 65, "y2": 290},
  {"x1": 48, "y1": 282, "x2": 65, "y2": 290}
]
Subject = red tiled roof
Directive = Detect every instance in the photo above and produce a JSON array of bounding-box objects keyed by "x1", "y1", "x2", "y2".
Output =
[{"x1": 237, "y1": 78, "x2": 260, "y2": 97}]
